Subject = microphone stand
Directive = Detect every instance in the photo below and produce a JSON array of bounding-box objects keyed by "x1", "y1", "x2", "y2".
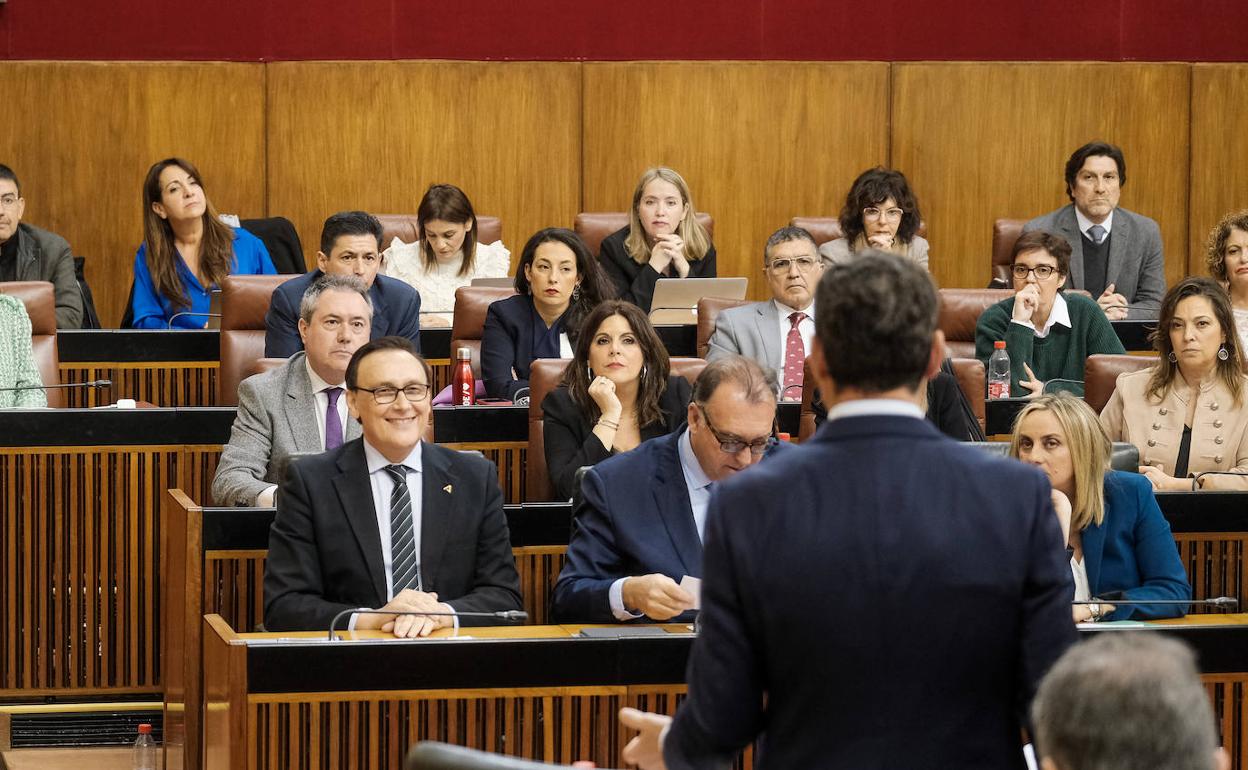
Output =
[{"x1": 327, "y1": 607, "x2": 528, "y2": 641}]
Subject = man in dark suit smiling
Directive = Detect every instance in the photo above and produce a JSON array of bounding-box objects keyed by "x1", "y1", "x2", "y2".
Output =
[{"x1": 263, "y1": 335, "x2": 521, "y2": 636}]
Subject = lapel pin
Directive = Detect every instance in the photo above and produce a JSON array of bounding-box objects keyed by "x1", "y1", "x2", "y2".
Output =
[{"x1": 443, "y1": 484, "x2": 453, "y2": 494}]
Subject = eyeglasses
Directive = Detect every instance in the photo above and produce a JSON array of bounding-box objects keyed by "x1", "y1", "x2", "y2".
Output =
[
  {"x1": 767, "y1": 256, "x2": 820, "y2": 274},
  {"x1": 696, "y1": 403, "x2": 776, "y2": 456},
  {"x1": 1011, "y1": 264, "x2": 1058, "y2": 280},
  {"x1": 863, "y1": 206, "x2": 904, "y2": 223},
  {"x1": 354, "y1": 383, "x2": 430, "y2": 404},
  {"x1": 0, "y1": 194, "x2": 20, "y2": 208}
]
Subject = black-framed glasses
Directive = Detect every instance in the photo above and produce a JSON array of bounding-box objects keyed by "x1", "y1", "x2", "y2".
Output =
[
  {"x1": 354, "y1": 383, "x2": 430, "y2": 404},
  {"x1": 1011, "y1": 264, "x2": 1058, "y2": 280},
  {"x1": 863, "y1": 206, "x2": 904, "y2": 222},
  {"x1": 696, "y1": 403, "x2": 776, "y2": 456}
]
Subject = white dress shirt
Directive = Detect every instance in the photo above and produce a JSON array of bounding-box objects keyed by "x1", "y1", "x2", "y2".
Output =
[
  {"x1": 825, "y1": 397, "x2": 925, "y2": 423},
  {"x1": 773, "y1": 299, "x2": 816, "y2": 361},
  {"x1": 1075, "y1": 206, "x2": 1114, "y2": 241},
  {"x1": 608, "y1": 429, "x2": 710, "y2": 620},
  {"x1": 1010, "y1": 291, "x2": 1072, "y2": 339}
]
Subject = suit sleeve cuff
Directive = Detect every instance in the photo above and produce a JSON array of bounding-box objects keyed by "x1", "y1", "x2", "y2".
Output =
[{"x1": 610, "y1": 578, "x2": 645, "y2": 621}]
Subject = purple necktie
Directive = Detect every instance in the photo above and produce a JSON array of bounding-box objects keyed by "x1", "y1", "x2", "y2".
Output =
[{"x1": 324, "y1": 387, "x2": 343, "y2": 450}]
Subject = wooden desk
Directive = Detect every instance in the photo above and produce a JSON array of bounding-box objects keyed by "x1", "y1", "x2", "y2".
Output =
[
  {"x1": 0, "y1": 409, "x2": 230, "y2": 700},
  {"x1": 203, "y1": 614, "x2": 1248, "y2": 770}
]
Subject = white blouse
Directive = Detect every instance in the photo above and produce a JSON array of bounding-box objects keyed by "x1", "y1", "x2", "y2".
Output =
[
  {"x1": 1071, "y1": 556, "x2": 1090, "y2": 602},
  {"x1": 1234, "y1": 307, "x2": 1248, "y2": 358},
  {"x1": 381, "y1": 239, "x2": 511, "y2": 324}
]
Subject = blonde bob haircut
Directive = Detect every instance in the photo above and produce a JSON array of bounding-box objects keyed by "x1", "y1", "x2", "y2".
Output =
[
  {"x1": 1009, "y1": 393, "x2": 1111, "y2": 532},
  {"x1": 623, "y1": 167, "x2": 712, "y2": 265}
]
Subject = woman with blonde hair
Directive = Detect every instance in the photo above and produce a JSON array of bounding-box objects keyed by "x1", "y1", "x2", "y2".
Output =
[
  {"x1": 597, "y1": 167, "x2": 716, "y2": 312},
  {"x1": 130, "y1": 158, "x2": 275, "y2": 328},
  {"x1": 1205, "y1": 209, "x2": 1248, "y2": 353},
  {"x1": 1101, "y1": 277, "x2": 1248, "y2": 490},
  {"x1": 1010, "y1": 393, "x2": 1189, "y2": 622}
]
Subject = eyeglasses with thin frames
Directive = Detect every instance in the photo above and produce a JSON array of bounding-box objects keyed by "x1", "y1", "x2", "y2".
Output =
[
  {"x1": 766, "y1": 256, "x2": 820, "y2": 274},
  {"x1": 354, "y1": 383, "x2": 431, "y2": 404},
  {"x1": 696, "y1": 403, "x2": 776, "y2": 456},
  {"x1": 863, "y1": 206, "x2": 904, "y2": 223},
  {"x1": 1011, "y1": 264, "x2": 1058, "y2": 281}
]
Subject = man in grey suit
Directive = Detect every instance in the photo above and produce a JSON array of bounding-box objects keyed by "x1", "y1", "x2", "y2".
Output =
[
  {"x1": 706, "y1": 226, "x2": 823, "y2": 400},
  {"x1": 212, "y1": 274, "x2": 373, "y2": 506},
  {"x1": 1023, "y1": 141, "x2": 1165, "y2": 320},
  {"x1": 0, "y1": 164, "x2": 84, "y2": 328}
]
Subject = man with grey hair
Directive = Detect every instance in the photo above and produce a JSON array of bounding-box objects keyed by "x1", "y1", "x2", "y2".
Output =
[
  {"x1": 706, "y1": 226, "x2": 823, "y2": 399},
  {"x1": 621, "y1": 253, "x2": 1075, "y2": 769},
  {"x1": 551, "y1": 355, "x2": 791, "y2": 624},
  {"x1": 213, "y1": 274, "x2": 373, "y2": 506},
  {"x1": 1032, "y1": 633, "x2": 1228, "y2": 770}
]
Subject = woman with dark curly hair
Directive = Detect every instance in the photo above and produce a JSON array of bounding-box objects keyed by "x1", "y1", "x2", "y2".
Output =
[
  {"x1": 820, "y1": 167, "x2": 928, "y2": 270},
  {"x1": 480, "y1": 228, "x2": 615, "y2": 400},
  {"x1": 541, "y1": 300, "x2": 691, "y2": 500},
  {"x1": 1205, "y1": 209, "x2": 1248, "y2": 353}
]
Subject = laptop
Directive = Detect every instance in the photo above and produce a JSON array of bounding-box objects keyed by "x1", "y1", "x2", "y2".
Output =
[
  {"x1": 206, "y1": 289, "x2": 222, "y2": 330},
  {"x1": 648, "y1": 277, "x2": 748, "y2": 325}
]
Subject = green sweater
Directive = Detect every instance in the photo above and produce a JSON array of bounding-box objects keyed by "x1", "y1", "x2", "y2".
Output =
[{"x1": 974, "y1": 292, "x2": 1126, "y2": 397}]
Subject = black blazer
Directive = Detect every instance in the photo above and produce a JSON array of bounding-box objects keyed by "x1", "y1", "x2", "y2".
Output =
[
  {"x1": 265, "y1": 270, "x2": 422, "y2": 358},
  {"x1": 811, "y1": 370, "x2": 983, "y2": 442},
  {"x1": 263, "y1": 438, "x2": 522, "y2": 631},
  {"x1": 597, "y1": 227, "x2": 717, "y2": 312},
  {"x1": 664, "y1": 416, "x2": 1076, "y2": 769},
  {"x1": 481, "y1": 294, "x2": 556, "y2": 400},
  {"x1": 541, "y1": 376, "x2": 692, "y2": 500}
]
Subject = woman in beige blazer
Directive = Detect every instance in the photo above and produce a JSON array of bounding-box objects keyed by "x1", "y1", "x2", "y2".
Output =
[{"x1": 1101, "y1": 277, "x2": 1248, "y2": 490}]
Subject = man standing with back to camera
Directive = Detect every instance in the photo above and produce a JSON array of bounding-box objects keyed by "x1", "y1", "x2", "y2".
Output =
[{"x1": 621, "y1": 253, "x2": 1077, "y2": 769}]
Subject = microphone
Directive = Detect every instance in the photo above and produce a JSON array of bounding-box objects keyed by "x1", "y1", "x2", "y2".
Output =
[
  {"x1": 166, "y1": 311, "x2": 220, "y2": 329},
  {"x1": 780, "y1": 384, "x2": 804, "y2": 401},
  {"x1": 1073, "y1": 596, "x2": 1237, "y2": 608},
  {"x1": 327, "y1": 607, "x2": 528, "y2": 640},
  {"x1": 0, "y1": 379, "x2": 111, "y2": 392},
  {"x1": 1042, "y1": 378, "x2": 1084, "y2": 394},
  {"x1": 512, "y1": 386, "x2": 531, "y2": 408},
  {"x1": 1191, "y1": 470, "x2": 1248, "y2": 490}
]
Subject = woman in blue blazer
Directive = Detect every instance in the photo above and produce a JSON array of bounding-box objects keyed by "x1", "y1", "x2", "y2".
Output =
[
  {"x1": 480, "y1": 228, "x2": 614, "y2": 400},
  {"x1": 1010, "y1": 393, "x2": 1190, "y2": 621},
  {"x1": 130, "y1": 158, "x2": 275, "y2": 329}
]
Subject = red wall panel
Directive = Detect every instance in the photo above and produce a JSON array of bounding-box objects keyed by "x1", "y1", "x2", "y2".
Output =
[{"x1": 0, "y1": 0, "x2": 1245, "y2": 61}]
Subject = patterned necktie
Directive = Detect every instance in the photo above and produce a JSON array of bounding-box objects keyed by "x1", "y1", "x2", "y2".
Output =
[
  {"x1": 324, "y1": 387, "x2": 343, "y2": 450},
  {"x1": 1088, "y1": 224, "x2": 1106, "y2": 245},
  {"x1": 782, "y1": 312, "x2": 807, "y2": 399},
  {"x1": 383, "y1": 465, "x2": 420, "y2": 594}
]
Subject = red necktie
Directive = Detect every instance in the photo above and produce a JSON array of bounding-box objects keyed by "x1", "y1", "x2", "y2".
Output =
[{"x1": 783, "y1": 312, "x2": 807, "y2": 400}]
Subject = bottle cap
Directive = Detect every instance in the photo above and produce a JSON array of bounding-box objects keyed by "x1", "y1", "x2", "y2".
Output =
[
  {"x1": 456, "y1": 348, "x2": 472, "y2": 360},
  {"x1": 138, "y1": 723, "x2": 152, "y2": 734},
  {"x1": 777, "y1": 432, "x2": 791, "y2": 442},
  {"x1": 994, "y1": 340, "x2": 1006, "y2": 349}
]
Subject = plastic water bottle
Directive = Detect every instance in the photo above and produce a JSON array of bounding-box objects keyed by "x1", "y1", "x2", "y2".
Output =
[
  {"x1": 452, "y1": 347, "x2": 475, "y2": 406},
  {"x1": 987, "y1": 340, "x2": 1011, "y2": 400},
  {"x1": 132, "y1": 723, "x2": 156, "y2": 770}
]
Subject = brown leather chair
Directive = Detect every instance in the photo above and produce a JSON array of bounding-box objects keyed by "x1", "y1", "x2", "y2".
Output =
[
  {"x1": 574, "y1": 212, "x2": 715, "y2": 257},
  {"x1": 789, "y1": 217, "x2": 927, "y2": 247},
  {"x1": 450, "y1": 286, "x2": 516, "y2": 378},
  {"x1": 937, "y1": 288, "x2": 1015, "y2": 359},
  {"x1": 0, "y1": 280, "x2": 62, "y2": 407},
  {"x1": 375, "y1": 214, "x2": 503, "y2": 250},
  {"x1": 218, "y1": 274, "x2": 297, "y2": 406},
  {"x1": 950, "y1": 357, "x2": 987, "y2": 435},
  {"x1": 695, "y1": 297, "x2": 753, "y2": 358},
  {"x1": 1084, "y1": 354, "x2": 1157, "y2": 414},
  {"x1": 526, "y1": 357, "x2": 707, "y2": 502},
  {"x1": 245, "y1": 357, "x2": 287, "y2": 380},
  {"x1": 991, "y1": 219, "x2": 1027, "y2": 287}
]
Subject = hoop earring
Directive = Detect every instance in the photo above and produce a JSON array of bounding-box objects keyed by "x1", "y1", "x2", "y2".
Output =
[
  {"x1": 1219, "y1": 345, "x2": 1230, "y2": 361},
  {"x1": 641, "y1": 365, "x2": 648, "y2": 383},
  {"x1": 587, "y1": 363, "x2": 593, "y2": 380},
  {"x1": 1167, "y1": 351, "x2": 1178, "y2": 363}
]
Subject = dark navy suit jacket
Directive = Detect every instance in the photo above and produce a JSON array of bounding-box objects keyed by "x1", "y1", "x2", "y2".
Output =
[
  {"x1": 481, "y1": 294, "x2": 549, "y2": 400},
  {"x1": 1083, "y1": 470, "x2": 1190, "y2": 620},
  {"x1": 665, "y1": 414, "x2": 1077, "y2": 770},
  {"x1": 264, "y1": 270, "x2": 422, "y2": 358},
  {"x1": 551, "y1": 429, "x2": 791, "y2": 624}
]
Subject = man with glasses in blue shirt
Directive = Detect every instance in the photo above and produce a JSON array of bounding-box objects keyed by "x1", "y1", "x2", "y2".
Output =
[
  {"x1": 552, "y1": 356, "x2": 791, "y2": 624},
  {"x1": 264, "y1": 335, "x2": 521, "y2": 635}
]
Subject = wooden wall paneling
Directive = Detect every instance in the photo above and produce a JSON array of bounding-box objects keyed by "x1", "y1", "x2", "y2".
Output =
[
  {"x1": 582, "y1": 62, "x2": 890, "y2": 301},
  {"x1": 891, "y1": 62, "x2": 1191, "y2": 291},
  {"x1": 1190, "y1": 64, "x2": 1248, "y2": 274},
  {"x1": 265, "y1": 61, "x2": 582, "y2": 278},
  {"x1": 0, "y1": 62, "x2": 266, "y2": 327}
]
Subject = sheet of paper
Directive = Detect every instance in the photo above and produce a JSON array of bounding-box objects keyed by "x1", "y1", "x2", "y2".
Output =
[{"x1": 679, "y1": 575, "x2": 702, "y2": 610}]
